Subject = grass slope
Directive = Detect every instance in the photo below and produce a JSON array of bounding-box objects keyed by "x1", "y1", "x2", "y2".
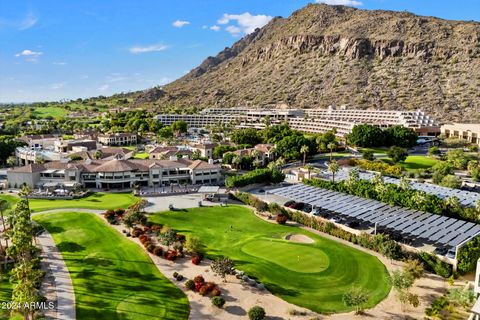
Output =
[
  {"x1": 34, "y1": 212, "x2": 189, "y2": 320},
  {"x1": 33, "y1": 106, "x2": 68, "y2": 119},
  {"x1": 28, "y1": 193, "x2": 138, "y2": 212},
  {"x1": 382, "y1": 155, "x2": 439, "y2": 171},
  {"x1": 150, "y1": 205, "x2": 391, "y2": 314}
]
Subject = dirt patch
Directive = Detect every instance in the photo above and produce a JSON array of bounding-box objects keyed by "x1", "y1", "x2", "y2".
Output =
[{"x1": 285, "y1": 234, "x2": 315, "y2": 244}]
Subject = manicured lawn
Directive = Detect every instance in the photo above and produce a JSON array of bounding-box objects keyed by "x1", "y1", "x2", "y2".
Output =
[
  {"x1": 150, "y1": 206, "x2": 391, "y2": 314},
  {"x1": 28, "y1": 193, "x2": 138, "y2": 212},
  {"x1": 33, "y1": 106, "x2": 68, "y2": 119},
  {"x1": 133, "y1": 152, "x2": 149, "y2": 159},
  {"x1": 0, "y1": 194, "x2": 19, "y2": 208},
  {"x1": 34, "y1": 212, "x2": 189, "y2": 320},
  {"x1": 382, "y1": 155, "x2": 439, "y2": 171},
  {"x1": 0, "y1": 271, "x2": 12, "y2": 320},
  {"x1": 358, "y1": 147, "x2": 389, "y2": 155}
]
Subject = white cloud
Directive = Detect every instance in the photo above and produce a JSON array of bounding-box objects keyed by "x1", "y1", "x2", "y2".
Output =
[
  {"x1": 53, "y1": 61, "x2": 67, "y2": 66},
  {"x1": 210, "y1": 25, "x2": 220, "y2": 31},
  {"x1": 218, "y1": 12, "x2": 272, "y2": 35},
  {"x1": 129, "y1": 43, "x2": 169, "y2": 54},
  {"x1": 15, "y1": 49, "x2": 42, "y2": 57},
  {"x1": 19, "y1": 13, "x2": 38, "y2": 30},
  {"x1": 14, "y1": 49, "x2": 43, "y2": 62},
  {"x1": 315, "y1": 0, "x2": 363, "y2": 6},
  {"x1": 98, "y1": 84, "x2": 109, "y2": 92},
  {"x1": 50, "y1": 82, "x2": 65, "y2": 90},
  {"x1": 173, "y1": 20, "x2": 190, "y2": 28},
  {"x1": 225, "y1": 25, "x2": 242, "y2": 36}
]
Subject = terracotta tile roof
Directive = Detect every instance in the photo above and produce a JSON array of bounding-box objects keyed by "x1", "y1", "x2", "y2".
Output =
[{"x1": 9, "y1": 163, "x2": 45, "y2": 173}]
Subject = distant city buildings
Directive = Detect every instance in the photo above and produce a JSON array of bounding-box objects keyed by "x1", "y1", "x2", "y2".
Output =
[
  {"x1": 441, "y1": 123, "x2": 480, "y2": 146},
  {"x1": 155, "y1": 106, "x2": 440, "y2": 137}
]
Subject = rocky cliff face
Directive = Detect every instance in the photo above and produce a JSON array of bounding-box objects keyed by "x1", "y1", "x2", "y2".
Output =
[{"x1": 136, "y1": 4, "x2": 480, "y2": 122}]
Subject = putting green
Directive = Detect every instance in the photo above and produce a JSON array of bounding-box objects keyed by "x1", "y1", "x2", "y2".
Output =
[
  {"x1": 150, "y1": 205, "x2": 391, "y2": 314},
  {"x1": 242, "y1": 239, "x2": 329, "y2": 273}
]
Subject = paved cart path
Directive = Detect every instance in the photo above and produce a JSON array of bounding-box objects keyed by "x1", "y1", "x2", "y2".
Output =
[{"x1": 37, "y1": 229, "x2": 76, "y2": 320}]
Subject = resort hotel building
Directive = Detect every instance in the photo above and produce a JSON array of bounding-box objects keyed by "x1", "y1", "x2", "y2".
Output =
[
  {"x1": 7, "y1": 157, "x2": 221, "y2": 190},
  {"x1": 155, "y1": 105, "x2": 440, "y2": 136}
]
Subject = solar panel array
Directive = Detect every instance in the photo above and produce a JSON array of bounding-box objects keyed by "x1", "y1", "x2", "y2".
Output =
[
  {"x1": 269, "y1": 184, "x2": 480, "y2": 249},
  {"x1": 323, "y1": 169, "x2": 480, "y2": 207}
]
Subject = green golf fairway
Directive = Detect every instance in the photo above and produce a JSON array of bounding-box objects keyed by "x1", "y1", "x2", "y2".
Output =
[
  {"x1": 242, "y1": 239, "x2": 329, "y2": 273},
  {"x1": 150, "y1": 205, "x2": 391, "y2": 314},
  {"x1": 2, "y1": 192, "x2": 138, "y2": 212},
  {"x1": 34, "y1": 212, "x2": 189, "y2": 320}
]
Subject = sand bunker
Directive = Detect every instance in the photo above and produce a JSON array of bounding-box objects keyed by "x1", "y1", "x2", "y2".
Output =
[{"x1": 285, "y1": 234, "x2": 315, "y2": 244}]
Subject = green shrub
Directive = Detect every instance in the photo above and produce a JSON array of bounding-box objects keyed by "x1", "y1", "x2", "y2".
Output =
[
  {"x1": 185, "y1": 279, "x2": 195, "y2": 291},
  {"x1": 248, "y1": 306, "x2": 266, "y2": 320},
  {"x1": 225, "y1": 169, "x2": 285, "y2": 188},
  {"x1": 457, "y1": 236, "x2": 480, "y2": 274},
  {"x1": 211, "y1": 296, "x2": 225, "y2": 308}
]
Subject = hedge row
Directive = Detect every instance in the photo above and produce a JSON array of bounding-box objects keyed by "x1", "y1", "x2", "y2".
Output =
[
  {"x1": 351, "y1": 159, "x2": 402, "y2": 177},
  {"x1": 235, "y1": 192, "x2": 453, "y2": 278},
  {"x1": 225, "y1": 169, "x2": 285, "y2": 188}
]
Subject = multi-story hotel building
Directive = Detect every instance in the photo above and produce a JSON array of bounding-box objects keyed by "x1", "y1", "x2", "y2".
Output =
[
  {"x1": 7, "y1": 157, "x2": 221, "y2": 189},
  {"x1": 98, "y1": 133, "x2": 137, "y2": 146},
  {"x1": 441, "y1": 123, "x2": 480, "y2": 146},
  {"x1": 155, "y1": 106, "x2": 440, "y2": 137}
]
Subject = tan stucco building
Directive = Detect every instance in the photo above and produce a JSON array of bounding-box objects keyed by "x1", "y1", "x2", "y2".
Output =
[{"x1": 441, "y1": 123, "x2": 480, "y2": 146}]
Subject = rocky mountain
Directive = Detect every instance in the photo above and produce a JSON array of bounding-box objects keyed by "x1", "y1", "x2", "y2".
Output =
[{"x1": 136, "y1": 3, "x2": 480, "y2": 121}]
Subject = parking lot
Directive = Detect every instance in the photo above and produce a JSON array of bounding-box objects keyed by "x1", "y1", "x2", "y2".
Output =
[{"x1": 143, "y1": 193, "x2": 221, "y2": 213}]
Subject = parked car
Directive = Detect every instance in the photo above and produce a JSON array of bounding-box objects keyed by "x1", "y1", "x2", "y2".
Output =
[
  {"x1": 346, "y1": 221, "x2": 359, "y2": 228},
  {"x1": 284, "y1": 200, "x2": 295, "y2": 207},
  {"x1": 302, "y1": 204, "x2": 312, "y2": 213},
  {"x1": 434, "y1": 247, "x2": 448, "y2": 256},
  {"x1": 446, "y1": 249, "x2": 456, "y2": 259},
  {"x1": 329, "y1": 216, "x2": 341, "y2": 223},
  {"x1": 291, "y1": 202, "x2": 305, "y2": 210}
]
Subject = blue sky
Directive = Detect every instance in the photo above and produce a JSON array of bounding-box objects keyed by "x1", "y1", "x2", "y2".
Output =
[{"x1": 1, "y1": 0, "x2": 479, "y2": 103}]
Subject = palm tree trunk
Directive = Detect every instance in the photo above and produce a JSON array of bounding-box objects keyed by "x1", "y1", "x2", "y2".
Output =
[{"x1": 303, "y1": 153, "x2": 306, "y2": 166}]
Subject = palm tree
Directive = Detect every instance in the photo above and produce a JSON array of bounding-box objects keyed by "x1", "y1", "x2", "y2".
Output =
[
  {"x1": 300, "y1": 145, "x2": 309, "y2": 166},
  {"x1": 0, "y1": 200, "x2": 10, "y2": 249},
  {"x1": 327, "y1": 142, "x2": 337, "y2": 161},
  {"x1": 328, "y1": 160, "x2": 340, "y2": 182},
  {"x1": 304, "y1": 164, "x2": 315, "y2": 179},
  {"x1": 275, "y1": 157, "x2": 285, "y2": 169}
]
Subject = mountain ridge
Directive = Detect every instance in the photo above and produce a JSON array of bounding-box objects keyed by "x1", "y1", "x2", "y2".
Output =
[{"x1": 136, "y1": 4, "x2": 480, "y2": 121}]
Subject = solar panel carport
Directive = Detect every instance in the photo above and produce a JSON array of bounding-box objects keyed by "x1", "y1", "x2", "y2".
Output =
[
  {"x1": 327, "y1": 169, "x2": 480, "y2": 207},
  {"x1": 268, "y1": 184, "x2": 480, "y2": 252}
]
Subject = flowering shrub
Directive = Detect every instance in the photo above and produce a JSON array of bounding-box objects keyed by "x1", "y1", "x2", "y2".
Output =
[
  {"x1": 139, "y1": 235, "x2": 148, "y2": 243},
  {"x1": 131, "y1": 228, "x2": 143, "y2": 237},
  {"x1": 165, "y1": 250, "x2": 177, "y2": 261},
  {"x1": 153, "y1": 246, "x2": 163, "y2": 256},
  {"x1": 195, "y1": 282, "x2": 204, "y2": 292},
  {"x1": 198, "y1": 285, "x2": 208, "y2": 296},
  {"x1": 193, "y1": 275, "x2": 205, "y2": 284},
  {"x1": 191, "y1": 255, "x2": 202, "y2": 265},
  {"x1": 276, "y1": 214, "x2": 288, "y2": 225},
  {"x1": 204, "y1": 282, "x2": 216, "y2": 293},
  {"x1": 211, "y1": 288, "x2": 221, "y2": 297}
]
